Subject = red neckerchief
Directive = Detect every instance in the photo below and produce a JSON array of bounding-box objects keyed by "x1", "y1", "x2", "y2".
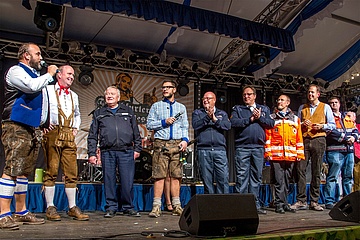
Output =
[{"x1": 59, "y1": 84, "x2": 69, "y2": 95}]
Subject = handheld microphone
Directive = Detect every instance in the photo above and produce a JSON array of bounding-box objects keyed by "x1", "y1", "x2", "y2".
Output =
[
  {"x1": 40, "y1": 60, "x2": 48, "y2": 68},
  {"x1": 174, "y1": 111, "x2": 184, "y2": 120}
]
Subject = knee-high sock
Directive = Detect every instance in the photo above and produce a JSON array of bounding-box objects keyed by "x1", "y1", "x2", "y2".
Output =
[
  {"x1": 0, "y1": 178, "x2": 16, "y2": 199},
  {"x1": 44, "y1": 186, "x2": 55, "y2": 208},
  {"x1": 14, "y1": 177, "x2": 28, "y2": 195},
  {"x1": 65, "y1": 187, "x2": 76, "y2": 209}
]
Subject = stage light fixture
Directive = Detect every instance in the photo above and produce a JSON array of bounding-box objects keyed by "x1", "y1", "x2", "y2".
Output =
[
  {"x1": 285, "y1": 75, "x2": 293, "y2": 83},
  {"x1": 122, "y1": 49, "x2": 138, "y2": 63},
  {"x1": 78, "y1": 65, "x2": 94, "y2": 86},
  {"x1": 60, "y1": 41, "x2": 80, "y2": 53},
  {"x1": 177, "y1": 83, "x2": 189, "y2": 96},
  {"x1": 33, "y1": 2, "x2": 62, "y2": 33},
  {"x1": 248, "y1": 44, "x2": 270, "y2": 66},
  {"x1": 197, "y1": 62, "x2": 211, "y2": 73},
  {"x1": 104, "y1": 47, "x2": 116, "y2": 59},
  {"x1": 298, "y1": 77, "x2": 306, "y2": 85},
  {"x1": 215, "y1": 89, "x2": 227, "y2": 104},
  {"x1": 84, "y1": 44, "x2": 97, "y2": 56},
  {"x1": 150, "y1": 54, "x2": 160, "y2": 65},
  {"x1": 181, "y1": 59, "x2": 198, "y2": 71},
  {"x1": 167, "y1": 57, "x2": 180, "y2": 69}
]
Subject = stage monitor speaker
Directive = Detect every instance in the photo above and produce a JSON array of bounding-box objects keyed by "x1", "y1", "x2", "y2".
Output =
[
  {"x1": 329, "y1": 190, "x2": 360, "y2": 223},
  {"x1": 179, "y1": 194, "x2": 259, "y2": 237}
]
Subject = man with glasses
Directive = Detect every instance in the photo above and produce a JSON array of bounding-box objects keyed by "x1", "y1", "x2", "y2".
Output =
[
  {"x1": 323, "y1": 97, "x2": 358, "y2": 209},
  {"x1": 230, "y1": 85, "x2": 274, "y2": 214},
  {"x1": 146, "y1": 80, "x2": 189, "y2": 218},
  {"x1": 192, "y1": 91, "x2": 231, "y2": 194},
  {"x1": 292, "y1": 84, "x2": 335, "y2": 211}
]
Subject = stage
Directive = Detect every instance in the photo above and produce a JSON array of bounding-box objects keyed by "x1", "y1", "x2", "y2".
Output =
[{"x1": 3, "y1": 206, "x2": 359, "y2": 239}]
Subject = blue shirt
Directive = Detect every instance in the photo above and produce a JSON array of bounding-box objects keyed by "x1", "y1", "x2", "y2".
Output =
[{"x1": 146, "y1": 98, "x2": 189, "y2": 142}]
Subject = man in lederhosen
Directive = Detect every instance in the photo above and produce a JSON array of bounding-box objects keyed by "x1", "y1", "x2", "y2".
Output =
[{"x1": 42, "y1": 65, "x2": 89, "y2": 221}]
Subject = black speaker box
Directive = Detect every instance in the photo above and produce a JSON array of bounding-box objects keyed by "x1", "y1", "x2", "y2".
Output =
[
  {"x1": 179, "y1": 194, "x2": 259, "y2": 237},
  {"x1": 329, "y1": 191, "x2": 360, "y2": 223}
]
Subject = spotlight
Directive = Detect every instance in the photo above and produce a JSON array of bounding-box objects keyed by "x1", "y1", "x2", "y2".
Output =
[
  {"x1": 33, "y1": 2, "x2": 62, "y2": 33},
  {"x1": 122, "y1": 49, "x2": 138, "y2": 63},
  {"x1": 323, "y1": 82, "x2": 330, "y2": 89},
  {"x1": 167, "y1": 57, "x2": 180, "y2": 69},
  {"x1": 84, "y1": 44, "x2": 97, "y2": 55},
  {"x1": 197, "y1": 62, "x2": 211, "y2": 73},
  {"x1": 215, "y1": 89, "x2": 227, "y2": 104},
  {"x1": 177, "y1": 83, "x2": 189, "y2": 96},
  {"x1": 181, "y1": 59, "x2": 198, "y2": 71},
  {"x1": 60, "y1": 41, "x2": 80, "y2": 53},
  {"x1": 104, "y1": 47, "x2": 116, "y2": 59},
  {"x1": 298, "y1": 77, "x2": 306, "y2": 85},
  {"x1": 285, "y1": 75, "x2": 293, "y2": 83},
  {"x1": 248, "y1": 44, "x2": 270, "y2": 66},
  {"x1": 150, "y1": 54, "x2": 160, "y2": 65},
  {"x1": 78, "y1": 65, "x2": 94, "y2": 86}
]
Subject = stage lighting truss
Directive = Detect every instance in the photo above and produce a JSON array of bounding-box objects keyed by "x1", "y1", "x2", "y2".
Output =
[
  {"x1": 78, "y1": 65, "x2": 94, "y2": 86},
  {"x1": 122, "y1": 49, "x2": 138, "y2": 63}
]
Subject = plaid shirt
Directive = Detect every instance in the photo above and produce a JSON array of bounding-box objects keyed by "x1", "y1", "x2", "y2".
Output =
[{"x1": 146, "y1": 98, "x2": 189, "y2": 142}]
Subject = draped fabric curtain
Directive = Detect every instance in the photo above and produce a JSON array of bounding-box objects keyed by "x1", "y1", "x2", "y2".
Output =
[{"x1": 34, "y1": 0, "x2": 295, "y2": 52}]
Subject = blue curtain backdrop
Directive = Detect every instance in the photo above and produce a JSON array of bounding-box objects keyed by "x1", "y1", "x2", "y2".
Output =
[{"x1": 16, "y1": 183, "x2": 337, "y2": 213}]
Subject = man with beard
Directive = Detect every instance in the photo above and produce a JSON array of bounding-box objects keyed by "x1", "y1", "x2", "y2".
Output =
[
  {"x1": 292, "y1": 84, "x2": 335, "y2": 211},
  {"x1": 0, "y1": 43, "x2": 58, "y2": 230},
  {"x1": 147, "y1": 80, "x2": 189, "y2": 218},
  {"x1": 265, "y1": 94, "x2": 304, "y2": 214}
]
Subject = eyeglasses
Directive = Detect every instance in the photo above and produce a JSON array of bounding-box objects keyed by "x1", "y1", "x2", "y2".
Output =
[
  {"x1": 329, "y1": 102, "x2": 339, "y2": 105},
  {"x1": 243, "y1": 93, "x2": 254, "y2": 97},
  {"x1": 161, "y1": 86, "x2": 175, "y2": 90},
  {"x1": 202, "y1": 97, "x2": 214, "y2": 101}
]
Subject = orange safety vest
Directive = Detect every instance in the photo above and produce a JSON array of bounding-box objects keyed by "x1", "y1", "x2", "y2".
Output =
[{"x1": 265, "y1": 111, "x2": 305, "y2": 161}]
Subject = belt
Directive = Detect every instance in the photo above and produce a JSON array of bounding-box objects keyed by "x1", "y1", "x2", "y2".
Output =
[{"x1": 155, "y1": 139, "x2": 180, "y2": 143}]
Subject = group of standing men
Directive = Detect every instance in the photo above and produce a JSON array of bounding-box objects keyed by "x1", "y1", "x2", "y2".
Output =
[{"x1": 1, "y1": 43, "x2": 359, "y2": 231}]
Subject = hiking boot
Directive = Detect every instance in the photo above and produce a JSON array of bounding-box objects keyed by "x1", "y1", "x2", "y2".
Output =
[
  {"x1": 325, "y1": 203, "x2": 334, "y2": 210},
  {"x1": 172, "y1": 204, "x2": 183, "y2": 216},
  {"x1": 149, "y1": 205, "x2": 161, "y2": 218},
  {"x1": 67, "y1": 206, "x2": 89, "y2": 221},
  {"x1": 124, "y1": 209, "x2": 141, "y2": 217},
  {"x1": 309, "y1": 201, "x2": 324, "y2": 211},
  {"x1": 46, "y1": 206, "x2": 61, "y2": 221},
  {"x1": 13, "y1": 212, "x2": 45, "y2": 225},
  {"x1": 0, "y1": 216, "x2": 19, "y2": 230},
  {"x1": 291, "y1": 201, "x2": 308, "y2": 210},
  {"x1": 283, "y1": 204, "x2": 296, "y2": 213},
  {"x1": 275, "y1": 205, "x2": 285, "y2": 214}
]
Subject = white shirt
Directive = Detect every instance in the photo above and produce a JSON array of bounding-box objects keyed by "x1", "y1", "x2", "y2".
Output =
[
  {"x1": 6, "y1": 64, "x2": 54, "y2": 125},
  {"x1": 46, "y1": 83, "x2": 81, "y2": 129}
]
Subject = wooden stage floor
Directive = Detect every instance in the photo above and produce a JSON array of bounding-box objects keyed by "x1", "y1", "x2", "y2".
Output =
[{"x1": 1, "y1": 206, "x2": 359, "y2": 239}]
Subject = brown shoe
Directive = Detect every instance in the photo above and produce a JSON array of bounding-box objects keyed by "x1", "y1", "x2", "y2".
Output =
[
  {"x1": 309, "y1": 201, "x2": 324, "y2": 211},
  {"x1": 46, "y1": 206, "x2": 61, "y2": 221},
  {"x1": 0, "y1": 215, "x2": 19, "y2": 230},
  {"x1": 13, "y1": 212, "x2": 45, "y2": 225},
  {"x1": 67, "y1": 206, "x2": 89, "y2": 221}
]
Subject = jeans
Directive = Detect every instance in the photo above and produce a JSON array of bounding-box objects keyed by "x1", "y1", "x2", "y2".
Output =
[
  {"x1": 324, "y1": 151, "x2": 354, "y2": 204},
  {"x1": 271, "y1": 161, "x2": 294, "y2": 207},
  {"x1": 101, "y1": 150, "x2": 135, "y2": 212},
  {"x1": 198, "y1": 149, "x2": 229, "y2": 194},
  {"x1": 296, "y1": 137, "x2": 326, "y2": 203},
  {"x1": 234, "y1": 147, "x2": 264, "y2": 209}
]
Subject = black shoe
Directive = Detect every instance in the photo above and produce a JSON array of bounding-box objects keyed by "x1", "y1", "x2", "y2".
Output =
[
  {"x1": 104, "y1": 210, "x2": 116, "y2": 218},
  {"x1": 325, "y1": 204, "x2": 334, "y2": 210},
  {"x1": 275, "y1": 206, "x2": 285, "y2": 214},
  {"x1": 257, "y1": 208, "x2": 267, "y2": 215},
  {"x1": 124, "y1": 209, "x2": 141, "y2": 217},
  {"x1": 283, "y1": 204, "x2": 296, "y2": 213}
]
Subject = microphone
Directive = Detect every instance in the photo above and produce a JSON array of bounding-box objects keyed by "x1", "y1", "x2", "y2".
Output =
[
  {"x1": 174, "y1": 111, "x2": 184, "y2": 120},
  {"x1": 40, "y1": 60, "x2": 48, "y2": 68}
]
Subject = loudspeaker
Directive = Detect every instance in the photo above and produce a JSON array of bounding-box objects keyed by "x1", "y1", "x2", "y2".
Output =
[
  {"x1": 34, "y1": 2, "x2": 62, "y2": 33},
  {"x1": 329, "y1": 191, "x2": 360, "y2": 223},
  {"x1": 179, "y1": 194, "x2": 259, "y2": 237},
  {"x1": 183, "y1": 150, "x2": 194, "y2": 179}
]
